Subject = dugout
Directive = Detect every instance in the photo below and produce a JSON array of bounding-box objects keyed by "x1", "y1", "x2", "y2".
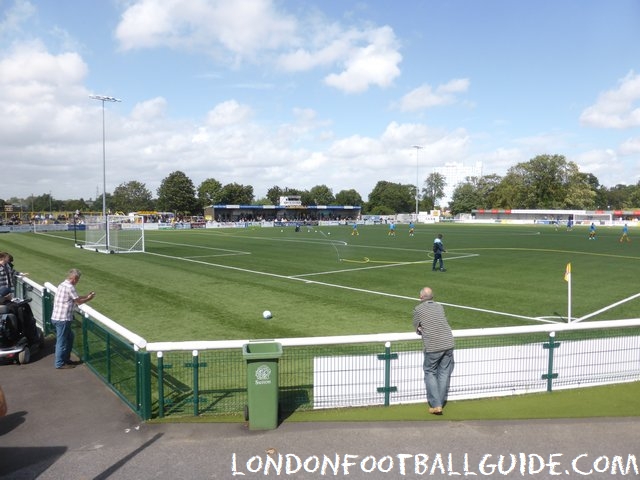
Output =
[{"x1": 469, "y1": 209, "x2": 639, "y2": 225}]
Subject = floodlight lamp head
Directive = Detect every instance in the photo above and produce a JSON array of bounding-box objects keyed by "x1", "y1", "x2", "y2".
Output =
[{"x1": 89, "y1": 94, "x2": 122, "y2": 103}]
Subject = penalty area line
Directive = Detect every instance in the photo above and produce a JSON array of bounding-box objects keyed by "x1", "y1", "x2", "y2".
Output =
[
  {"x1": 291, "y1": 259, "x2": 431, "y2": 277},
  {"x1": 146, "y1": 251, "x2": 553, "y2": 324}
]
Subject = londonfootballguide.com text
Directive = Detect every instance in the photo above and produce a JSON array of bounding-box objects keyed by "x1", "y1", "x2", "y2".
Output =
[{"x1": 231, "y1": 452, "x2": 638, "y2": 477}]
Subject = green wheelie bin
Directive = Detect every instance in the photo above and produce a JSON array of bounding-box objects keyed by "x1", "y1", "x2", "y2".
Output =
[{"x1": 242, "y1": 341, "x2": 283, "y2": 430}]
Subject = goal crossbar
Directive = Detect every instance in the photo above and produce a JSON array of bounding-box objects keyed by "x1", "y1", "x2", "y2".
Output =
[{"x1": 79, "y1": 215, "x2": 145, "y2": 254}]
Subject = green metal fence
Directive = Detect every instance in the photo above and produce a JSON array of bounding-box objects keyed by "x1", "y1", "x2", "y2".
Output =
[{"x1": 21, "y1": 276, "x2": 640, "y2": 421}]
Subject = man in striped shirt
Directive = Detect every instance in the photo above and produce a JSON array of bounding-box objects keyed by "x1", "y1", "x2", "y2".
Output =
[
  {"x1": 413, "y1": 286, "x2": 454, "y2": 415},
  {"x1": 51, "y1": 269, "x2": 96, "y2": 369}
]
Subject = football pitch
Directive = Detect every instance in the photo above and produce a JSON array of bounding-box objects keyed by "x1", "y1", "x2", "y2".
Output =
[{"x1": 4, "y1": 222, "x2": 639, "y2": 343}]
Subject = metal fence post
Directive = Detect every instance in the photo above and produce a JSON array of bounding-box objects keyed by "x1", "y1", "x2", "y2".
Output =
[
  {"x1": 190, "y1": 350, "x2": 200, "y2": 416},
  {"x1": 542, "y1": 331, "x2": 560, "y2": 392},
  {"x1": 82, "y1": 313, "x2": 90, "y2": 364},
  {"x1": 157, "y1": 351, "x2": 165, "y2": 418},
  {"x1": 137, "y1": 347, "x2": 152, "y2": 420},
  {"x1": 42, "y1": 287, "x2": 53, "y2": 336},
  {"x1": 376, "y1": 341, "x2": 398, "y2": 406}
]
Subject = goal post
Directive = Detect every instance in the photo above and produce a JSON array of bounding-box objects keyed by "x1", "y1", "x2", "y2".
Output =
[
  {"x1": 573, "y1": 212, "x2": 613, "y2": 226},
  {"x1": 78, "y1": 214, "x2": 145, "y2": 254}
]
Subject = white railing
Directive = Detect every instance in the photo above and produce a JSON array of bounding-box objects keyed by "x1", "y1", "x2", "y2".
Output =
[{"x1": 37, "y1": 273, "x2": 640, "y2": 413}]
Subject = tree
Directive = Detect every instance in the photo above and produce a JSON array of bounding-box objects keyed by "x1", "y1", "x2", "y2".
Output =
[
  {"x1": 300, "y1": 190, "x2": 313, "y2": 206},
  {"x1": 90, "y1": 193, "x2": 113, "y2": 213},
  {"x1": 307, "y1": 185, "x2": 335, "y2": 205},
  {"x1": 603, "y1": 184, "x2": 634, "y2": 209},
  {"x1": 111, "y1": 181, "x2": 154, "y2": 213},
  {"x1": 491, "y1": 155, "x2": 598, "y2": 209},
  {"x1": 267, "y1": 187, "x2": 303, "y2": 205},
  {"x1": 366, "y1": 181, "x2": 414, "y2": 214},
  {"x1": 422, "y1": 172, "x2": 446, "y2": 210},
  {"x1": 198, "y1": 178, "x2": 223, "y2": 206},
  {"x1": 335, "y1": 189, "x2": 363, "y2": 206},
  {"x1": 474, "y1": 174, "x2": 502, "y2": 208},
  {"x1": 449, "y1": 182, "x2": 481, "y2": 216},
  {"x1": 253, "y1": 197, "x2": 272, "y2": 205},
  {"x1": 562, "y1": 164, "x2": 596, "y2": 209},
  {"x1": 30, "y1": 193, "x2": 53, "y2": 212},
  {"x1": 266, "y1": 186, "x2": 284, "y2": 205},
  {"x1": 156, "y1": 171, "x2": 199, "y2": 215},
  {"x1": 219, "y1": 183, "x2": 254, "y2": 204}
]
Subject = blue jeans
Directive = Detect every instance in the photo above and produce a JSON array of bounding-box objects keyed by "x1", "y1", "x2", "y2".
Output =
[
  {"x1": 53, "y1": 320, "x2": 74, "y2": 368},
  {"x1": 423, "y1": 349, "x2": 454, "y2": 408}
]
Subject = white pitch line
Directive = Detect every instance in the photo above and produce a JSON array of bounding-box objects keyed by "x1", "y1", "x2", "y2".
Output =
[
  {"x1": 195, "y1": 230, "x2": 348, "y2": 247},
  {"x1": 292, "y1": 259, "x2": 431, "y2": 277},
  {"x1": 146, "y1": 251, "x2": 549, "y2": 324},
  {"x1": 148, "y1": 239, "x2": 250, "y2": 256},
  {"x1": 185, "y1": 253, "x2": 250, "y2": 259},
  {"x1": 293, "y1": 253, "x2": 479, "y2": 278},
  {"x1": 573, "y1": 292, "x2": 640, "y2": 323}
]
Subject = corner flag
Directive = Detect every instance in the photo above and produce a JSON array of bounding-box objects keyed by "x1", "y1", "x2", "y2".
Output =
[{"x1": 564, "y1": 262, "x2": 572, "y2": 322}]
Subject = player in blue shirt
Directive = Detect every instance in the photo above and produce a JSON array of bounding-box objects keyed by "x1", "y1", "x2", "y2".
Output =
[{"x1": 620, "y1": 224, "x2": 630, "y2": 243}]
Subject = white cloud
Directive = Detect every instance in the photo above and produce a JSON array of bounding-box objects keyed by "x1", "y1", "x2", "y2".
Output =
[
  {"x1": 398, "y1": 78, "x2": 470, "y2": 112},
  {"x1": 116, "y1": 0, "x2": 402, "y2": 94},
  {"x1": 0, "y1": 0, "x2": 35, "y2": 36},
  {"x1": 0, "y1": 41, "x2": 89, "y2": 146},
  {"x1": 573, "y1": 149, "x2": 631, "y2": 187},
  {"x1": 580, "y1": 71, "x2": 640, "y2": 129},
  {"x1": 115, "y1": 0, "x2": 297, "y2": 61},
  {"x1": 618, "y1": 136, "x2": 640, "y2": 156},
  {"x1": 131, "y1": 97, "x2": 168, "y2": 121},
  {"x1": 205, "y1": 100, "x2": 253, "y2": 128},
  {"x1": 322, "y1": 26, "x2": 401, "y2": 93},
  {"x1": 277, "y1": 23, "x2": 403, "y2": 93}
]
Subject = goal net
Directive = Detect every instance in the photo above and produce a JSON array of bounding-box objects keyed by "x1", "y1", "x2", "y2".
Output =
[
  {"x1": 79, "y1": 215, "x2": 145, "y2": 254},
  {"x1": 573, "y1": 212, "x2": 613, "y2": 226}
]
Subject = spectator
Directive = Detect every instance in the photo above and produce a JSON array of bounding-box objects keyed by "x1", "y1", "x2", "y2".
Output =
[
  {"x1": 51, "y1": 269, "x2": 96, "y2": 369},
  {"x1": 413, "y1": 286, "x2": 455, "y2": 415},
  {"x1": 0, "y1": 384, "x2": 6, "y2": 417},
  {"x1": 0, "y1": 252, "x2": 11, "y2": 291}
]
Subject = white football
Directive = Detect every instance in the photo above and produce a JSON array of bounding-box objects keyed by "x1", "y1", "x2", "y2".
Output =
[{"x1": 263, "y1": 310, "x2": 272, "y2": 319}]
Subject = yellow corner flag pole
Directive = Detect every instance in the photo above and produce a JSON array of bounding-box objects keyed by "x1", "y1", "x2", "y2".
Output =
[{"x1": 564, "y1": 263, "x2": 572, "y2": 322}]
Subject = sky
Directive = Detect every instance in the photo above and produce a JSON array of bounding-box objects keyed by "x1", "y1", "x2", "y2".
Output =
[{"x1": 1, "y1": 0, "x2": 639, "y2": 205}]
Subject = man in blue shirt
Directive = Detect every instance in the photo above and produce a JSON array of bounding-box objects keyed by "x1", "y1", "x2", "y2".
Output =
[{"x1": 620, "y1": 224, "x2": 630, "y2": 243}]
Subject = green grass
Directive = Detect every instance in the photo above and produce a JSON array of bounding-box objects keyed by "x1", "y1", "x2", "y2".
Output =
[
  {"x1": 4, "y1": 223, "x2": 639, "y2": 342},
  {"x1": 290, "y1": 381, "x2": 640, "y2": 421},
  {"x1": 2, "y1": 222, "x2": 639, "y2": 421},
  {"x1": 150, "y1": 381, "x2": 640, "y2": 423}
]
